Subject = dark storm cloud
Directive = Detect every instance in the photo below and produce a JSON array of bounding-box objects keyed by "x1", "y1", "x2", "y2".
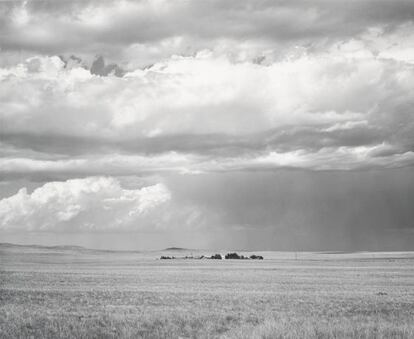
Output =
[
  {"x1": 1, "y1": 0, "x2": 414, "y2": 57},
  {"x1": 166, "y1": 169, "x2": 414, "y2": 250},
  {"x1": 90, "y1": 56, "x2": 125, "y2": 77},
  {"x1": 0, "y1": 123, "x2": 391, "y2": 157}
]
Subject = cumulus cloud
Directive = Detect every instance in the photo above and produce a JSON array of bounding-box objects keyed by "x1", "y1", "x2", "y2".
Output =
[
  {"x1": 1, "y1": 1, "x2": 413, "y2": 178},
  {"x1": 0, "y1": 177, "x2": 173, "y2": 231},
  {"x1": 0, "y1": 50, "x2": 413, "y2": 175}
]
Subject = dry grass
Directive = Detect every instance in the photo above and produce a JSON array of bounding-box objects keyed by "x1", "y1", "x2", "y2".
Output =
[{"x1": 0, "y1": 246, "x2": 413, "y2": 338}]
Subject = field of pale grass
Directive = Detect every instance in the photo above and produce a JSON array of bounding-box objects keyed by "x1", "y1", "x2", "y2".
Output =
[{"x1": 0, "y1": 244, "x2": 413, "y2": 338}]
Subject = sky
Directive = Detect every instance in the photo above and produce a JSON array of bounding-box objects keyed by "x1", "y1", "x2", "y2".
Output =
[{"x1": 0, "y1": 0, "x2": 414, "y2": 251}]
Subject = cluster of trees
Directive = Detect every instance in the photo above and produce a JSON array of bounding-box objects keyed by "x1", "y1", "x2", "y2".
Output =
[
  {"x1": 225, "y1": 253, "x2": 263, "y2": 260},
  {"x1": 160, "y1": 253, "x2": 263, "y2": 260}
]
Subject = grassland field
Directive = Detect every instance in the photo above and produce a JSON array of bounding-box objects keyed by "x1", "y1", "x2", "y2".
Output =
[{"x1": 0, "y1": 244, "x2": 413, "y2": 338}]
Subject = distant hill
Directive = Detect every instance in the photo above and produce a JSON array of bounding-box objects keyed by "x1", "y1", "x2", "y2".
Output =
[
  {"x1": 0, "y1": 243, "x2": 86, "y2": 251},
  {"x1": 0, "y1": 243, "x2": 140, "y2": 254},
  {"x1": 0, "y1": 243, "x2": 197, "y2": 253},
  {"x1": 163, "y1": 247, "x2": 190, "y2": 251}
]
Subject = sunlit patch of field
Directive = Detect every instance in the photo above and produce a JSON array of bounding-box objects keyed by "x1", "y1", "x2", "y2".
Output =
[{"x1": 1, "y1": 245, "x2": 413, "y2": 338}]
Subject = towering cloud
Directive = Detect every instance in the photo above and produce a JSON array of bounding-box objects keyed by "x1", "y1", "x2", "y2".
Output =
[{"x1": 0, "y1": 177, "x2": 171, "y2": 231}]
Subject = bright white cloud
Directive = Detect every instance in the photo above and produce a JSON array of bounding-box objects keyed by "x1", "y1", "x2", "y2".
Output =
[
  {"x1": 0, "y1": 177, "x2": 172, "y2": 232},
  {"x1": 0, "y1": 50, "x2": 413, "y2": 173},
  {"x1": 2, "y1": 51, "x2": 412, "y2": 136}
]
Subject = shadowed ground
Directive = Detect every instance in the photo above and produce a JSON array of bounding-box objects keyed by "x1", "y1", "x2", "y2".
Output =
[{"x1": 0, "y1": 244, "x2": 413, "y2": 338}]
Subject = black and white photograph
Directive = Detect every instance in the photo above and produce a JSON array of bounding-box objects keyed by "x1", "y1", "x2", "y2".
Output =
[{"x1": 1, "y1": 0, "x2": 414, "y2": 338}]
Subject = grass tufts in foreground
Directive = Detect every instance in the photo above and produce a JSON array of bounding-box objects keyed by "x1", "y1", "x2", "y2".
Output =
[{"x1": 1, "y1": 246, "x2": 413, "y2": 338}]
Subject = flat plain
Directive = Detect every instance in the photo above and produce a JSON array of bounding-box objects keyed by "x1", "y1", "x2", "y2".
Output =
[{"x1": 0, "y1": 244, "x2": 413, "y2": 338}]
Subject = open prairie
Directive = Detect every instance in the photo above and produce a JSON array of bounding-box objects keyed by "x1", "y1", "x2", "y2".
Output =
[{"x1": 1, "y1": 244, "x2": 413, "y2": 339}]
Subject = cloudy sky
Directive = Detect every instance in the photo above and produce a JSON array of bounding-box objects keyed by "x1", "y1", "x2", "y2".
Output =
[{"x1": 1, "y1": 0, "x2": 414, "y2": 250}]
